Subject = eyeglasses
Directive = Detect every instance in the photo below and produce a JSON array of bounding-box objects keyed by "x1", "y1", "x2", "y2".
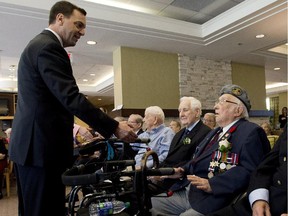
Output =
[
  {"x1": 203, "y1": 119, "x2": 215, "y2": 123},
  {"x1": 215, "y1": 99, "x2": 239, "y2": 105},
  {"x1": 128, "y1": 121, "x2": 138, "y2": 124}
]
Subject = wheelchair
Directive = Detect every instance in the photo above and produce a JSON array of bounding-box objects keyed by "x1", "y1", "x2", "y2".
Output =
[{"x1": 62, "y1": 138, "x2": 174, "y2": 216}]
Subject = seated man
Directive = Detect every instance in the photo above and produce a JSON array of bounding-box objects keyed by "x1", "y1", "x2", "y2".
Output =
[
  {"x1": 150, "y1": 84, "x2": 271, "y2": 215},
  {"x1": 134, "y1": 106, "x2": 175, "y2": 169},
  {"x1": 208, "y1": 123, "x2": 287, "y2": 216},
  {"x1": 203, "y1": 112, "x2": 216, "y2": 129},
  {"x1": 128, "y1": 114, "x2": 144, "y2": 135},
  {"x1": 161, "y1": 97, "x2": 211, "y2": 168},
  {"x1": 169, "y1": 119, "x2": 182, "y2": 133},
  {"x1": 150, "y1": 97, "x2": 211, "y2": 194}
]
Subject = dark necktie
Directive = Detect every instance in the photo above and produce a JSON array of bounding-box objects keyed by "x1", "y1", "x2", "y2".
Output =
[
  {"x1": 203, "y1": 128, "x2": 222, "y2": 152},
  {"x1": 180, "y1": 128, "x2": 190, "y2": 143}
]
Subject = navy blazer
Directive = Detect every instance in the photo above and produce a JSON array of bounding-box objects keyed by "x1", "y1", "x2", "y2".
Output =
[
  {"x1": 170, "y1": 118, "x2": 271, "y2": 214},
  {"x1": 247, "y1": 125, "x2": 287, "y2": 215},
  {"x1": 160, "y1": 120, "x2": 211, "y2": 168},
  {"x1": 9, "y1": 30, "x2": 118, "y2": 168}
]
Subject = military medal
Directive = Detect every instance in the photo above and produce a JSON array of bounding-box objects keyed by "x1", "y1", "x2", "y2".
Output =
[
  {"x1": 220, "y1": 162, "x2": 226, "y2": 170},
  {"x1": 208, "y1": 171, "x2": 214, "y2": 178}
]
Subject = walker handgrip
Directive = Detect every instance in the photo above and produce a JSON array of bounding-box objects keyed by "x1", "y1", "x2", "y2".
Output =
[
  {"x1": 61, "y1": 165, "x2": 100, "y2": 186},
  {"x1": 146, "y1": 167, "x2": 175, "y2": 176}
]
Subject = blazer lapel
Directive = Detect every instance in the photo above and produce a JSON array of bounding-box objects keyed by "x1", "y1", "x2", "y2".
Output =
[{"x1": 193, "y1": 127, "x2": 221, "y2": 159}]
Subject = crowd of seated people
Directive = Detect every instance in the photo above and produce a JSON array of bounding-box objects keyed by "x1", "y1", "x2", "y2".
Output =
[
  {"x1": 150, "y1": 84, "x2": 271, "y2": 215},
  {"x1": 66, "y1": 85, "x2": 286, "y2": 215}
]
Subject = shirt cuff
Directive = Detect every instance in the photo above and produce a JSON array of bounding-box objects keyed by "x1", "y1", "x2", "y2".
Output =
[{"x1": 249, "y1": 188, "x2": 269, "y2": 207}]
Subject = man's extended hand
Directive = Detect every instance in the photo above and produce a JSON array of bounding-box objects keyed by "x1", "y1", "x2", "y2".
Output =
[{"x1": 114, "y1": 121, "x2": 138, "y2": 143}]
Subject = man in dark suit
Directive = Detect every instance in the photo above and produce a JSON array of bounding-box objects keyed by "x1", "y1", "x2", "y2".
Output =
[
  {"x1": 208, "y1": 123, "x2": 287, "y2": 216},
  {"x1": 161, "y1": 96, "x2": 211, "y2": 168},
  {"x1": 149, "y1": 97, "x2": 211, "y2": 194},
  {"x1": 151, "y1": 84, "x2": 271, "y2": 215},
  {"x1": 8, "y1": 2, "x2": 137, "y2": 216}
]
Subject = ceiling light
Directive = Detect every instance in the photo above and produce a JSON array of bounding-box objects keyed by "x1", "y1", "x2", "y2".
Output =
[
  {"x1": 83, "y1": 79, "x2": 88, "y2": 82},
  {"x1": 274, "y1": 67, "x2": 280, "y2": 70},
  {"x1": 90, "y1": 73, "x2": 95, "y2": 76},
  {"x1": 256, "y1": 34, "x2": 265, "y2": 38},
  {"x1": 98, "y1": 98, "x2": 102, "y2": 101},
  {"x1": 266, "y1": 82, "x2": 288, "y2": 89},
  {"x1": 87, "y1": 41, "x2": 97, "y2": 45},
  {"x1": 9, "y1": 65, "x2": 16, "y2": 71}
]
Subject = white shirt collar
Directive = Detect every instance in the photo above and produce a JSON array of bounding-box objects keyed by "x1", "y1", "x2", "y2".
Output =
[
  {"x1": 221, "y1": 119, "x2": 240, "y2": 137},
  {"x1": 45, "y1": 28, "x2": 63, "y2": 47}
]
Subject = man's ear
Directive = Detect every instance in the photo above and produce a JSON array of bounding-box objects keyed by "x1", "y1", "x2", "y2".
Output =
[
  {"x1": 235, "y1": 106, "x2": 244, "y2": 117},
  {"x1": 56, "y1": 13, "x2": 65, "y2": 25}
]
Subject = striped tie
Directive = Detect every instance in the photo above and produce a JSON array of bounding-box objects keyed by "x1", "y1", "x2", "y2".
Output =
[{"x1": 203, "y1": 128, "x2": 222, "y2": 152}]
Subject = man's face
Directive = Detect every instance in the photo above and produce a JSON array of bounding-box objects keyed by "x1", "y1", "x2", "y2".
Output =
[
  {"x1": 60, "y1": 9, "x2": 86, "y2": 47},
  {"x1": 128, "y1": 116, "x2": 141, "y2": 132},
  {"x1": 178, "y1": 100, "x2": 199, "y2": 127},
  {"x1": 214, "y1": 94, "x2": 241, "y2": 127},
  {"x1": 169, "y1": 121, "x2": 181, "y2": 133},
  {"x1": 203, "y1": 114, "x2": 216, "y2": 129},
  {"x1": 143, "y1": 113, "x2": 156, "y2": 131}
]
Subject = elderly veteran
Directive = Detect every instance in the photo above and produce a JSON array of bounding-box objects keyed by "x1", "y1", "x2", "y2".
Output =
[{"x1": 150, "y1": 84, "x2": 271, "y2": 216}]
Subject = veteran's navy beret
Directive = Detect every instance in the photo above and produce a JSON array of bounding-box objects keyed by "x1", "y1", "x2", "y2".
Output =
[{"x1": 220, "y1": 84, "x2": 251, "y2": 112}]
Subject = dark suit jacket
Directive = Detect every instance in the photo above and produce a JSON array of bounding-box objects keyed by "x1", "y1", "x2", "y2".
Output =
[
  {"x1": 137, "y1": 128, "x2": 144, "y2": 135},
  {"x1": 160, "y1": 120, "x2": 211, "y2": 168},
  {"x1": 9, "y1": 30, "x2": 118, "y2": 169},
  {"x1": 170, "y1": 118, "x2": 271, "y2": 214},
  {"x1": 247, "y1": 124, "x2": 287, "y2": 215}
]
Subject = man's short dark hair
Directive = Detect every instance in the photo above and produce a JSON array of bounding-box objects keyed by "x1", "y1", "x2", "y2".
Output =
[{"x1": 49, "y1": 1, "x2": 87, "y2": 24}]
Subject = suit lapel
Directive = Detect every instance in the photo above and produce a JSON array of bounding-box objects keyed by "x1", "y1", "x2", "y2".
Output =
[
  {"x1": 169, "y1": 122, "x2": 200, "y2": 155},
  {"x1": 194, "y1": 119, "x2": 244, "y2": 161}
]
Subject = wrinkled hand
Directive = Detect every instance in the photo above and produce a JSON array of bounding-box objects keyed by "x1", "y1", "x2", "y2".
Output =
[
  {"x1": 161, "y1": 167, "x2": 184, "y2": 179},
  {"x1": 188, "y1": 175, "x2": 212, "y2": 193},
  {"x1": 114, "y1": 121, "x2": 138, "y2": 143},
  {"x1": 149, "y1": 176, "x2": 162, "y2": 184},
  {"x1": 252, "y1": 200, "x2": 271, "y2": 216}
]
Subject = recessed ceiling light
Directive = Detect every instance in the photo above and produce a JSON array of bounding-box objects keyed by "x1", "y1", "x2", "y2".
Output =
[
  {"x1": 98, "y1": 98, "x2": 102, "y2": 101},
  {"x1": 87, "y1": 41, "x2": 97, "y2": 45},
  {"x1": 256, "y1": 34, "x2": 265, "y2": 38},
  {"x1": 83, "y1": 79, "x2": 88, "y2": 82},
  {"x1": 274, "y1": 67, "x2": 280, "y2": 70},
  {"x1": 9, "y1": 65, "x2": 16, "y2": 71},
  {"x1": 90, "y1": 73, "x2": 95, "y2": 76}
]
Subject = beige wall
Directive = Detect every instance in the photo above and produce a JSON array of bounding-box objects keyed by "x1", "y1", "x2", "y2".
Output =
[
  {"x1": 113, "y1": 47, "x2": 179, "y2": 109},
  {"x1": 231, "y1": 62, "x2": 266, "y2": 110},
  {"x1": 278, "y1": 92, "x2": 288, "y2": 112}
]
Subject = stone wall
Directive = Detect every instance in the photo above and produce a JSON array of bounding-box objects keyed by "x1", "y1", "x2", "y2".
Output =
[{"x1": 178, "y1": 54, "x2": 232, "y2": 110}]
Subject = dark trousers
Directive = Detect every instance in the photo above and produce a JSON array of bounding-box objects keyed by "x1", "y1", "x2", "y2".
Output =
[{"x1": 15, "y1": 163, "x2": 66, "y2": 216}]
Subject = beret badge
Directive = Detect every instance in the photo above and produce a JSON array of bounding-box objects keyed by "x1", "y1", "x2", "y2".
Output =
[{"x1": 231, "y1": 87, "x2": 242, "y2": 96}]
